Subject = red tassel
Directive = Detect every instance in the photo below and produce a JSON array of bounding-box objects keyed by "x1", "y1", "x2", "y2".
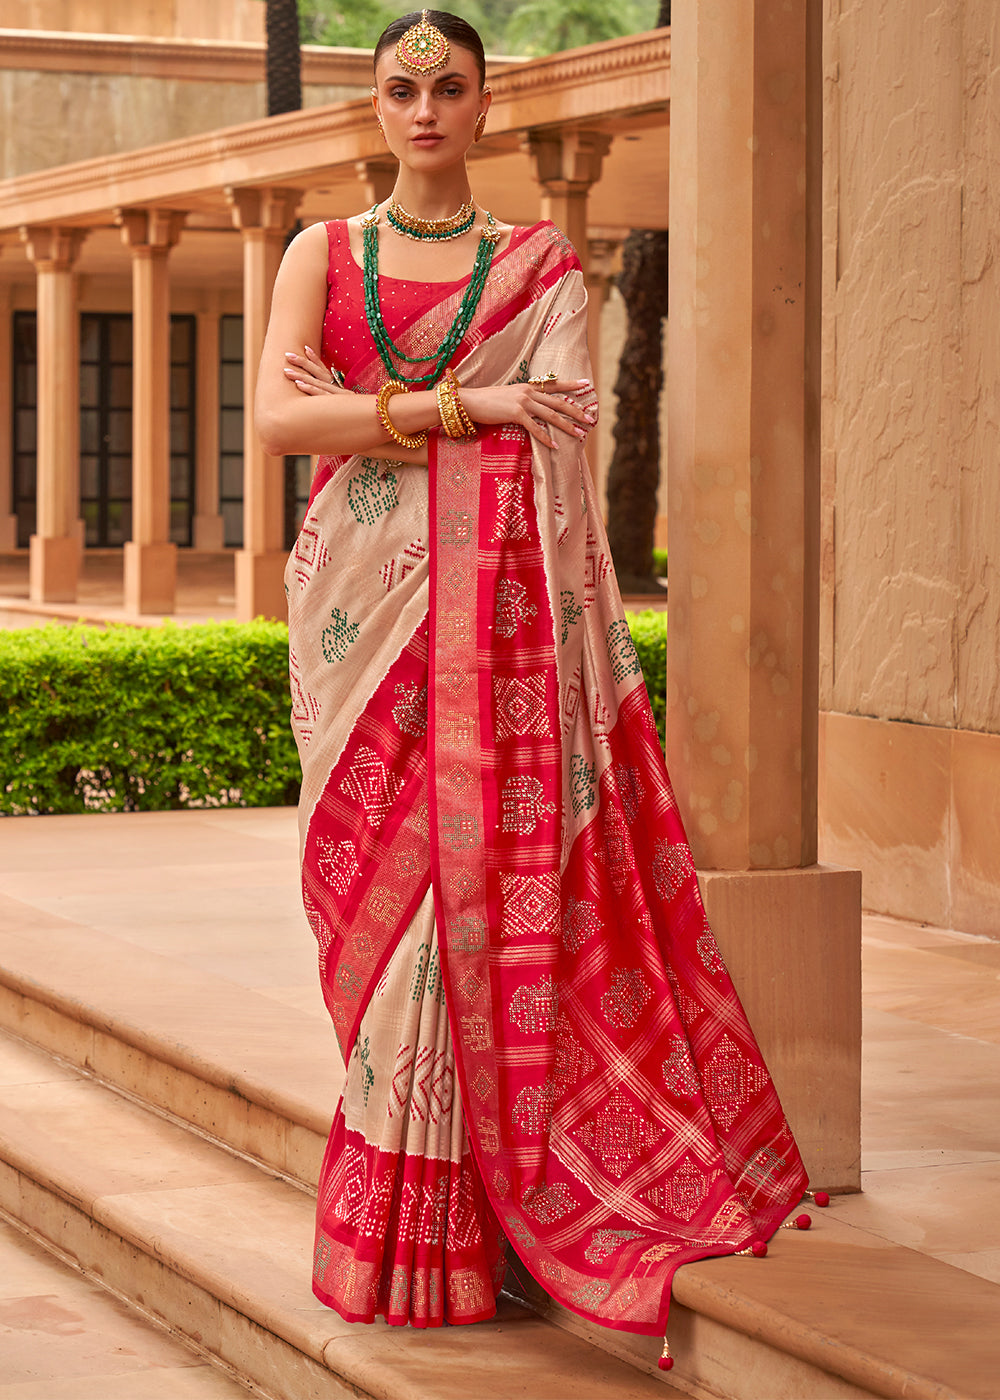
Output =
[
  {"x1": 658, "y1": 1338, "x2": 674, "y2": 1371},
  {"x1": 810, "y1": 1190, "x2": 830, "y2": 1207}
]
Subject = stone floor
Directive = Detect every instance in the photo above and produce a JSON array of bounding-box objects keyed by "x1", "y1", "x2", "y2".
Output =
[
  {"x1": 0, "y1": 806, "x2": 998, "y2": 1396},
  {"x1": 0, "y1": 550, "x2": 238, "y2": 628},
  {"x1": 0, "y1": 549, "x2": 667, "y2": 630}
]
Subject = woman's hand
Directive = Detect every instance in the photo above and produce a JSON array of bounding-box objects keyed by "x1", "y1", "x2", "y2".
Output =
[
  {"x1": 283, "y1": 346, "x2": 348, "y2": 397},
  {"x1": 460, "y1": 379, "x2": 596, "y2": 450}
]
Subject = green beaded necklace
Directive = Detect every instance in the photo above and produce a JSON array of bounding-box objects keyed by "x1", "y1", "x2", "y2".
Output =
[{"x1": 361, "y1": 204, "x2": 501, "y2": 389}]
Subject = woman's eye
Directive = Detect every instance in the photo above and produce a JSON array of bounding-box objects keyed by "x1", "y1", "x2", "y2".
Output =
[{"x1": 390, "y1": 87, "x2": 411, "y2": 100}]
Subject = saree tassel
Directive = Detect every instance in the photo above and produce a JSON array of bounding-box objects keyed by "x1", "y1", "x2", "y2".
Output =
[
  {"x1": 658, "y1": 1337, "x2": 674, "y2": 1372},
  {"x1": 736, "y1": 1239, "x2": 769, "y2": 1257},
  {"x1": 781, "y1": 1213, "x2": 813, "y2": 1230},
  {"x1": 807, "y1": 1189, "x2": 831, "y2": 1207}
]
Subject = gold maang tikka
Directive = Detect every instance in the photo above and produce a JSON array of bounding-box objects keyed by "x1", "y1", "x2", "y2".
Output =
[{"x1": 395, "y1": 9, "x2": 450, "y2": 75}]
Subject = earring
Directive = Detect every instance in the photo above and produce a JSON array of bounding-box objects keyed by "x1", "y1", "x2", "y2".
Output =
[
  {"x1": 474, "y1": 112, "x2": 487, "y2": 143},
  {"x1": 377, "y1": 118, "x2": 387, "y2": 144}
]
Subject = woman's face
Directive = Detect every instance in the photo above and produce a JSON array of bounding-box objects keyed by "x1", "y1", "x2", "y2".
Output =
[{"x1": 372, "y1": 43, "x2": 488, "y2": 170}]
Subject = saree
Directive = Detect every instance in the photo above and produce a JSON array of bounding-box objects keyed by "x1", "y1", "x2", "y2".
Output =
[{"x1": 285, "y1": 218, "x2": 808, "y2": 1337}]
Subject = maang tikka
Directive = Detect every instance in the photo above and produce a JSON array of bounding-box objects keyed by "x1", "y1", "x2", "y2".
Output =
[{"x1": 395, "y1": 9, "x2": 450, "y2": 75}]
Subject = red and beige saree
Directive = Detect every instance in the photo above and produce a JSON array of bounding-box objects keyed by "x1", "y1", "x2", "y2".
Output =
[{"x1": 286, "y1": 219, "x2": 808, "y2": 1338}]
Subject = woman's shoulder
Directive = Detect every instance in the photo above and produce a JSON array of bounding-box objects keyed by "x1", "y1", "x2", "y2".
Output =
[{"x1": 502, "y1": 219, "x2": 583, "y2": 275}]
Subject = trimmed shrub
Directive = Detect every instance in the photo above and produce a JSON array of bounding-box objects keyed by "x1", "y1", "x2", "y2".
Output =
[
  {"x1": 1, "y1": 608, "x2": 669, "y2": 817},
  {"x1": 1, "y1": 621, "x2": 300, "y2": 815},
  {"x1": 626, "y1": 608, "x2": 668, "y2": 748}
]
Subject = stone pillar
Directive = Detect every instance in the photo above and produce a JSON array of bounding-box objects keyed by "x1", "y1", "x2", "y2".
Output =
[
  {"x1": 584, "y1": 236, "x2": 622, "y2": 509},
  {"x1": 355, "y1": 159, "x2": 397, "y2": 207},
  {"x1": 0, "y1": 279, "x2": 16, "y2": 550},
  {"x1": 193, "y1": 296, "x2": 224, "y2": 550},
  {"x1": 118, "y1": 208, "x2": 186, "y2": 614},
  {"x1": 226, "y1": 185, "x2": 301, "y2": 621},
  {"x1": 667, "y1": 0, "x2": 860, "y2": 1189},
  {"x1": 19, "y1": 225, "x2": 85, "y2": 602},
  {"x1": 522, "y1": 129, "x2": 612, "y2": 278}
]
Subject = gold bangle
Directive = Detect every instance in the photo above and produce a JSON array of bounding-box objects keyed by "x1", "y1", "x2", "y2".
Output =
[
  {"x1": 375, "y1": 380, "x2": 427, "y2": 449},
  {"x1": 436, "y1": 368, "x2": 476, "y2": 439},
  {"x1": 448, "y1": 369, "x2": 475, "y2": 436},
  {"x1": 436, "y1": 376, "x2": 466, "y2": 439}
]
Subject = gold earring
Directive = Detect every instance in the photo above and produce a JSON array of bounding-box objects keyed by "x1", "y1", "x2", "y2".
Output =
[
  {"x1": 377, "y1": 118, "x2": 387, "y2": 144},
  {"x1": 474, "y1": 112, "x2": 487, "y2": 143}
]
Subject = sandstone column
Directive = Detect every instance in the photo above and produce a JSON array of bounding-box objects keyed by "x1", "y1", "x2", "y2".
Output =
[
  {"x1": 193, "y1": 294, "x2": 224, "y2": 550},
  {"x1": 19, "y1": 225, "x2": 86, "y2": 603},
  {"x1": 0, "y1": 279, "x2": 16, "y2": 550},
  {"x1": 584, "y1": 235, "x2": 622, "y2": 508},
  {"x1": 667, "y1": 0, "x2": 860, "y2": 1188},
  {"x1": 118, "y1": 208, "x2": 186, "y2": 614},
  {"x1": 226, "y1": 185, "x2": 301, "y2": 621},
  {"x1": 522, "y1": 129, "x2": 612, "y2": 279}
]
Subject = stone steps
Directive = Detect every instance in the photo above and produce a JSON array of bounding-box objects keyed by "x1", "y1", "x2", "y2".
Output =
[
  {"x1": 0, "y1": 1028, "x2": 678, "y2": 1400},
  {"x1": 0, "y1": 910, "x2": 997, "y2": 1399}
]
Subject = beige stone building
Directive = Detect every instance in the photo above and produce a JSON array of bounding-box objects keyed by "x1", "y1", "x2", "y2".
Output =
[
  {"x1": 0, "y1": 0, "x2": 665, "y2": 613},
  {"x1": 3, "y1": 0, "x2": 1000, "y2": 1194}
]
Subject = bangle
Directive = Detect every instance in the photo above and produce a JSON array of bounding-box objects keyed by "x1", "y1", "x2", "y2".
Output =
[
  {"x1": 436, "y1": 368, "x2": 476, "y2": 439},
  {"x1": 375, "y1": 380, "x2": 428, "y2": 449}
]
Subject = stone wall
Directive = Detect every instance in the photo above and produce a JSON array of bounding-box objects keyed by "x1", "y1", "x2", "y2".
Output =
[
  {"x1": 0, "y1": 67, "x2": 369, "y2": 178},
  {"x1": 820, "y1": 0, "x2": 1000, "y2": 933},
  {"x1": 5, "y1": 0, "x2": 263, "y2": 41}
]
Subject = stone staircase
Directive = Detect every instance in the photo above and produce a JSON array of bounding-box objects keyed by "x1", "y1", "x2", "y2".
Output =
[{"x1": 0, "y1": 825, "x2": 997, "y2": 1399}]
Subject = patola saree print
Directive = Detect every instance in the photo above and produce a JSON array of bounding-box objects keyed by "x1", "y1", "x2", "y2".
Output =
[{"x1": 286, "y1": 220, "x2": 807, "y2": 1336}]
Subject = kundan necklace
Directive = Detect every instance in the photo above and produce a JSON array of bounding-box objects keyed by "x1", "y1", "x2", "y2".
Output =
[
  {"x1": 386, "y1": 198, "x2": 476, "y2": 241},
  {"x1": 361, "y1": 203, "x2": 501, "y2": 388}
]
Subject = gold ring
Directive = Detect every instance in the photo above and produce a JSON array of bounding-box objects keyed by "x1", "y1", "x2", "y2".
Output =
[{"x1": 528, "y1": 371, "x2": 557, "y2": 386}]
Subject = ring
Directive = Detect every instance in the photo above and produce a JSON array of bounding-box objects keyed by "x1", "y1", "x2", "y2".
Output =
[{"x1": 528, "y1": 371, "x2": 557, "y2": 386}]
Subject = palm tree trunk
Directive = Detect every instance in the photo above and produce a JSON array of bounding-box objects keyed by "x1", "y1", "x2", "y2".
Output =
[
  {"x1": 266, "y1": 0, "x2": 302, "y2": 115},
  {"x1": 604, "y1": 0, "x2": 670, "y2": 592},
  {"x1": 264, "y1": 0, "x2": 303, "y2": 547}
]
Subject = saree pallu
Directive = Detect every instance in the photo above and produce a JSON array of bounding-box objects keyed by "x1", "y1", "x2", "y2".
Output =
[{"x1": 286, "y1": 221, "x2": 808, "y2": 1337}]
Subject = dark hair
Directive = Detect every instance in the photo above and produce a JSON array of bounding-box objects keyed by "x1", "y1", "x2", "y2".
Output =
[{"x1": 374, "y1": 10, "x2": 487, "y2": 89}]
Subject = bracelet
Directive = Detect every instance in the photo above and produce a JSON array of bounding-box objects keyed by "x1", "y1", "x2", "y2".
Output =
[
  {"x1": 436, "y1": 368, "x2": 476, "y2": 440},
  {"x1": 375, "y1": 380, "x2": 428, "y2": 449}
]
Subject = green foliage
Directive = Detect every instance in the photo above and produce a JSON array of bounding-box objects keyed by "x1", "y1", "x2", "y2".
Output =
[
  {"x1": 0, "y1": 609, "x2": 669, "y2": 818},
  {"x1": 652, "y1": 547, "x2": 668, "y2": 578},
  {"x1": 296, "y1": 0, "x2": 661, "y2": 57},
  {"x1": 626, "y1": 608, "x2": 667, "y2": 748},
  {"x1": 1, "y1": 622, "x2": 300, "y2": 816},
  {"x1": 298, "y1": 0, "x2": 395, "y2": 50}
]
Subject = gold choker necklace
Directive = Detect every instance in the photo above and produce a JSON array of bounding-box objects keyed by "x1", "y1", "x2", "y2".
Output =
[{"x1": 386, "y1": 199, "x2": 476, "y2": 242}]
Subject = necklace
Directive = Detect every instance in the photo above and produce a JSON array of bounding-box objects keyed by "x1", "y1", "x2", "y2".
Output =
[
  {"x1": 387, "y1": 198, "x2": 476, "y2": 241},
  {"x1": 361, "y1": 205, "x2": 501, "y2": 388}
]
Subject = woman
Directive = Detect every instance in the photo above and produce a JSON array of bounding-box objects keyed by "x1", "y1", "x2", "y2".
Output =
[{"x1": 256, "y1": 9, "x2": 808, "y2": 1363}]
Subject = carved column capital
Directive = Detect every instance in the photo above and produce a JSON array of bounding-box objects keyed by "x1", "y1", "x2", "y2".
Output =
[
  {"x1": 521, "y1": 129, "x2": 613, "y2": 193},
  {"x1": 225, "y1": 185, "x2": 302, "y2": 233},
  {"x1": 115, "y1": 208, "x2": 187, "y2": 252},
  {"x1": 19, "y1": 225, "x2": 86, "y2": 270},
  {"x1": 354, "y1": 159, "x2": 398, "y2": 207}
]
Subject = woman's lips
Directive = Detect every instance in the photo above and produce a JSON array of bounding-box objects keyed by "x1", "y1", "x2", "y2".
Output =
[{"x1": 411, "y1": 134, "x2": 443, "y2": 146}]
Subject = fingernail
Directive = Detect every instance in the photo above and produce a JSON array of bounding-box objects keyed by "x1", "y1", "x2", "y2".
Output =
[
  {"x1": 574, "y1": 428, "x2": 586, "y2": 438},
  {"x1": 577, "y1": 378, "x2": 590, "y2": 385},
  {"x1": 304, "y1": 345, "x2": 315, "y2": 355}
]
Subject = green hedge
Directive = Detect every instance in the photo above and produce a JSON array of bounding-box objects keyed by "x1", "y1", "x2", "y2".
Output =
[
  {"x1": 1, "y1": 609, "x2": 668, "y2": 817},
  {"x1": 1, "y1": 621, "x2": 300, "y2": 815},
  {"x1": 626, "y1": 608, "x2": 668, "y2": 748}
]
